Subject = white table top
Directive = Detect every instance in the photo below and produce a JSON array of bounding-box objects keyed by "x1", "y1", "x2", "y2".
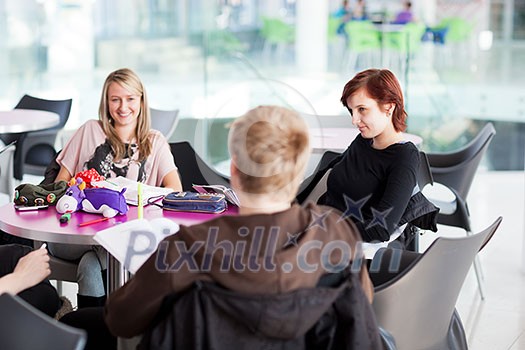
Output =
[
  {"x1": 310, "y1": 127, "x2": 423, "y2": 152},
  {"x1": 0, "y1": 109, "x2": 60, "y2": 133}
]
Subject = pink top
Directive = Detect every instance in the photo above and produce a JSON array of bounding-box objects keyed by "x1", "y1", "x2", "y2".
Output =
[
  {"x1": 57, "y1": 120, "x2": 177, "y2": 186},
  {"x1": 0, "y1": 203, "x2": 238, "y2": 245}
]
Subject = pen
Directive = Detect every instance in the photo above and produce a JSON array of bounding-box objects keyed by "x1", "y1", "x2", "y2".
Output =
[{"x1": 78, "y1": 217, "x2": 110, "y2": 227}]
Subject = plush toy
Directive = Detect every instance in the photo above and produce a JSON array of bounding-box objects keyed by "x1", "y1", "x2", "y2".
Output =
[{"x1": 56, "y1": 178, "x2": 128, "y2": 218}]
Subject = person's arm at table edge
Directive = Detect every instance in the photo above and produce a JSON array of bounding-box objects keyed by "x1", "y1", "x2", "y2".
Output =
[
  {"x1": 162, "y1": 169, "x2": 182, "y2": 192},
  {"x1": 0, "y1": 249, "x2": 51, "y2": 295},
  {"x1": 54, "y1": 165, "x2": 73, "y2": 183}
]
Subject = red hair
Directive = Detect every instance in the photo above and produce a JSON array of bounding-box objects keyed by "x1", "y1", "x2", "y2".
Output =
[{"x1": 340, "y1": 69, "x2": 407, "y2": 132}]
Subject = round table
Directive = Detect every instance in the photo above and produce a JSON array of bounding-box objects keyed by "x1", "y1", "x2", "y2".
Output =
[
  {"x1": 0, "y1": 203, "x2": 238, "y2": 293},
  {"x1": 0, "y1": 109, "x2": 60, "y2": 133}
]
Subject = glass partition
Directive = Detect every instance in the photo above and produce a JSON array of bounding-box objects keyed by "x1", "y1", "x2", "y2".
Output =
[{"x1": 0, "y1": 0, "x2": 523, "y2": 171}]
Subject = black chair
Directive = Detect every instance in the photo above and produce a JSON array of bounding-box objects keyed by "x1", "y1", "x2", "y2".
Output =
[
  {"x1": 296, "y1": 150, "x2": 342, "y2": 204},
  {"x1": 169, "y1": 141, "x2": 230, "y2": 192},
  {"x1": 424, "y1": 122, "x2": 496, "y2": 299},
  {"x1": 371, "y1": 217, "x2": 502, "y2": 350},
  {"x1": 0, "y1": 94, "x2": 72, "y2": 180},
  {"x1": 0, "y1": 293, "x2": 86, "y2": 350},
  {"x1": 417, "y1": 150, "x2": 434, "y2": 190},
  {"x1": 406, "y1": 150, "x2": 435, "y2": 252}
]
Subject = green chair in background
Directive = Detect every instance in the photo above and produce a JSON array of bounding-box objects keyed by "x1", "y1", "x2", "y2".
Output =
[
  {"x1": 328, "y1": 16, "x2": 346, "y2": 67},
  {"x1": 206, "y1": 30, "x2": 246, "y2": 58},
  {"x1": 383, "y1": 22, "x2": 426, "y2": 72},
  {"x1": 433, "y1": 17, "x2": 474, "y2": 44},
  {"x1": 343, "y1": 20, "x2": 381, "y2": 72},
  {"x1": 428, "y1": 17, "x2": 475, "y2": 66},
  {"x1": 328, "y1": 16, "x2": 341, "y2": 43},
  {"x1": 260, "y1": 16, "x2": 295, "y2": 61},
  {"x1": 384, "y1": 22, "x2": 426, "y2": 54}
]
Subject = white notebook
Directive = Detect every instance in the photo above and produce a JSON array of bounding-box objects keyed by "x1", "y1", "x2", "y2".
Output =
[{"x1": 92, "y1": 177, "x2": 172, "y2": 206}]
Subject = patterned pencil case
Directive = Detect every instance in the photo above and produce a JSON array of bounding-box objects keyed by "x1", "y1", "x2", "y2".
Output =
[{"x1": 162, "y1": 191, "x2": 227, "y2": 213}]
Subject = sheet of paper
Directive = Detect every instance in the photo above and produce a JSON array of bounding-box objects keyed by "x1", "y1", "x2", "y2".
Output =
[{"x1": 94, "y1": 218, "x2": 179, "y2": 274}]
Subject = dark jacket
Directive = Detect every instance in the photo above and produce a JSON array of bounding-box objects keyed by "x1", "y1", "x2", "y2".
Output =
[{"x1": 138, "y1": 274, "x2": 383, "y2": 350}]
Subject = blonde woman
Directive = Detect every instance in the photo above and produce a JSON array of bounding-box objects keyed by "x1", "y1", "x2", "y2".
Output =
[
  {"x1": 49, "y1": 68, "x2": 182, "y2": 308},
  {"x1": 55, "y1": 68, "x2": 181, "y2": 188}
]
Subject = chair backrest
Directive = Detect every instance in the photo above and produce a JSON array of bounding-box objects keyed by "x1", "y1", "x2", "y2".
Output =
[
  {"x1": 327, "y1": 16, "x2": 340, "y2": 42},
  {"x1": 15, "y1": 94, "x2": 73, "y2": 130},
  {"x1": 0, "y1": 293, "x2": 86, "y2": 350},
  {"x1": 302, "y1": 169, "x2": 332, "y2": 204},
  {"x1": 417, "y1": 151, "x2": 433, "y2": 190},
  {"x1": 427, "y1": 122, "x2": 496, "y2": 200},
  {"x1": 40, "y1": 150, "x2": 61, "y2": 185},
  {"x1": 345, "y1": 20, "x2": 381, "y2": 52},
  {"x1": 436, "y1": 17, "x2": 473, "y2": 43},
  {"x1": 150, "y1": 108, "x2": 180, "y2": 141},
  {"x1": 384, "y1": 22, "x2": 426, "y2": 54},
  {"x1": 169, "y1": 141, "x2": 230, "y2": 192},
  {"x1": 372, "y1": 216, "x2": 502, "y2": 350},
  {"x1": 296, "y1": 150, "x2": 342, "y2": 204},
  {"x1": 260, "y1": 16, "x2": 295, "y2": 44}
]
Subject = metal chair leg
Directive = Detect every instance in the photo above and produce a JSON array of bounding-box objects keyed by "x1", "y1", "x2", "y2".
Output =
[
  {"x1": 56, "y1": 280, "x2": 63, "y2": 296},
  {"x1": 472, "y1": 256, "x2": 486, "y2": 300},
  {"x1": 467, "y1": 229, "x2": 485, "y2": 280},
  {"x1": 467, "y1": 229, "x2": 486, "y2": 300}
]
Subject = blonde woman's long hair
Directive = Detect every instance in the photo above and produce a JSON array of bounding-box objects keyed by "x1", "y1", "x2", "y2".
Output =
[{"x1": 98, "y1": 68, "x2": 152, "y2": 162}]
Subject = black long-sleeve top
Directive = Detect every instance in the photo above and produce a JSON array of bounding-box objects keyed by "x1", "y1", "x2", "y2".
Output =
[{"x1": 321, "y1": 134, "x2": 419, "y2": 242}]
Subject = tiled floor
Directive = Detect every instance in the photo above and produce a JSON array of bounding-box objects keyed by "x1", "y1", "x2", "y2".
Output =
[{"x1": 52, "y1": 170, "x2": 525, "y2": 349}]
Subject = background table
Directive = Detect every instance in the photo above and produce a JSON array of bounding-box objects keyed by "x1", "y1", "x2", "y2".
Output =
[
  {"x1": 309, "y1": 127, "x2": 423, "y2": 153},
  {"x1": 0, "y1": 109, "x2": 60, "y2": 195},
  {"x1": 0, "y1": 203, "x2": 238, "y2": 292},
  {"x1": 0, "y1": 109, "x2": 60, "y2": 133}
]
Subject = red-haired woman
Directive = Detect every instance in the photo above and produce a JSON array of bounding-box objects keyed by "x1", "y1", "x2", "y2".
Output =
[{"x1": 317, "y1": 69, "x2": 437, "y2": 248}]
